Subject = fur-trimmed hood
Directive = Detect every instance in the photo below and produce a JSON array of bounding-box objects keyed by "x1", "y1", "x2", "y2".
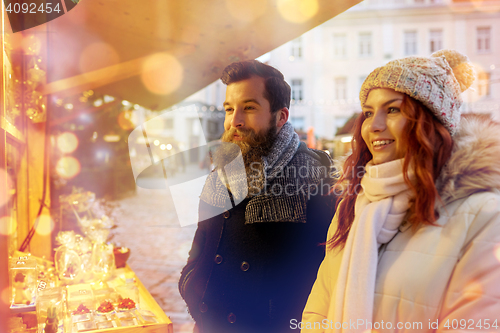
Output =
[{"x1": 437, "y1": 114, "x2": 500, "y2": 205}]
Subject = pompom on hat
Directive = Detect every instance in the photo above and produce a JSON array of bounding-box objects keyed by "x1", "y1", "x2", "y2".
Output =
[{"x1": 359, "y1": 49, "x2": 475, "y2": 135}]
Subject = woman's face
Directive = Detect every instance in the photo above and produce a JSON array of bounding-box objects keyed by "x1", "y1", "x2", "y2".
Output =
[{"x1": 361, "y1": 88, "x2": 408, "y2": 165}]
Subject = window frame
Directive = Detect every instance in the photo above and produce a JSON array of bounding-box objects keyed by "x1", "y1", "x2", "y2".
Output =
[{"x1": 358, "y1": 32, "x2": 372, "y2": 58}]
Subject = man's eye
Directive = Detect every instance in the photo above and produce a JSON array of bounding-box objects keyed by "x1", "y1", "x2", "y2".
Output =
[
  {"x1": 225, "y1": 108, "x2": 233, "y2": 112},
  {"x1": 245, "y1": 106, "x2": 255, "y2": 110}
]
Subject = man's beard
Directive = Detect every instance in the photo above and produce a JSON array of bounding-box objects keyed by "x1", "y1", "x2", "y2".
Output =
[{"x1": 213, "y1": 118, "x2": 279, "y2": 174}]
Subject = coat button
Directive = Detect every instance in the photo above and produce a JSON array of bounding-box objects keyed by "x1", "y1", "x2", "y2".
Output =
[
  {"x1": 227, "y1": 312, "x2": 236, "y2": 323},
  {"x1": 214, "y1": 254, "x2": 223, "y2": 264},
  {"x1": 199, "y1": 302, "x2": 208, "y2": 313},
  {"x1": 223, "y1": 211, "x2": 231, "y2": 219},
  {"x1": 240, "y1": 261, "x2": 250, "y2": 272}
]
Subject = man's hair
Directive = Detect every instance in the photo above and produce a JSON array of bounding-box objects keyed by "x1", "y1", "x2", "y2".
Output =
[{"x1": 220, "y1": 60, "x2": 291, "y2": 113}]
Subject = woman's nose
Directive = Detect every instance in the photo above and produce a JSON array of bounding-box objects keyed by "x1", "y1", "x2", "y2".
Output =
[{"x1": 370, "y1": 112, "x2": 386, "y2": 132}]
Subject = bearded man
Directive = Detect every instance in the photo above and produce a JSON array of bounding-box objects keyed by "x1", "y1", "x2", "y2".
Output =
[{"x1": 179, "y1": 60, "x2": 335, "y2": 333}]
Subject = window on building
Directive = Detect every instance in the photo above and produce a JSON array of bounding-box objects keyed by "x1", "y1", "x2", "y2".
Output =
[
  {"x1": 429, "y1": 29, "x2": 443, "y2": 53},
  {"x1": 478, "y1": 72, "x2": 491, "y2": 97},
  {"x1": 291, "y1": 79, "x2": 303, "y2": 101},
  {"x1": 290, "y1": 37, "x2": 303, "y2": 61},
  {"x1": 335, "y1": 77, "x2": 347, "y2": 100},
  {"x1": 291, "y1": 117, "x2": 305, "y2": 131},
  {"x1": 404, "y1": 31, "x2": 418, "y2": 56},
  {"x1": 333, "y1": 33, "x2": 347, "y2": 58},
  {"x1": 477, "y1": 27, "x2": 491, "y2": 53},
  {"x1": 359, "y1": 32, "x2": 372, "y2": 57}
]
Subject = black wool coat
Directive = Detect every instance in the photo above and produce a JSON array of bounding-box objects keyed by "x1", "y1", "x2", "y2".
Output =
[{"x1": 179, "y1": 143, "x2": 336, "y2": 333}]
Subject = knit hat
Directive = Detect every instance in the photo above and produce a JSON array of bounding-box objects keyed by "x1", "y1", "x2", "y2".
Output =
[{"x1": 359, "y1": 49, "x2": 475, "y2": 135}]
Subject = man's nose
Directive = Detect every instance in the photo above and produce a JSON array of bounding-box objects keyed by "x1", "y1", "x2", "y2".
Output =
[{"x1": 231, "y1": 108, "x2": 244, "y2": 128}]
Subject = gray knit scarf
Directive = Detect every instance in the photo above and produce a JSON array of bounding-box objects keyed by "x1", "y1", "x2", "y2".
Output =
[{"x1": 200, "y1": 122, "x2": 300, "y2": 209}]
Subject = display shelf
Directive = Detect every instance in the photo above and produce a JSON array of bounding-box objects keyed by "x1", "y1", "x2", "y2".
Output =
[
  {"x1": 94, "y1": 265, "x2": 173, "y2": 333},
  {"x1": 10, "y1": 265, "x2": 173, "y2": 333}
]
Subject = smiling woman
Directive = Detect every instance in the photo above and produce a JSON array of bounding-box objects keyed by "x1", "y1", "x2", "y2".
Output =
[{"x1": 302, "y1": 49, "x2": 500, "y2": 333}]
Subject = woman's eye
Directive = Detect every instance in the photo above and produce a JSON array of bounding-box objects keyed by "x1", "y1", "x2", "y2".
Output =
[
  {"x1": 388, "y1": 107, "x2": 400, "y2": 113},
  {"x1": 363, "y1": 111, "x2": 373, "y2": 118}
]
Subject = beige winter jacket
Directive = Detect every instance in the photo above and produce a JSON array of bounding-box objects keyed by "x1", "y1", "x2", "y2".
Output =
[{"x1": 301, "y1": 115, "x2": 500, "y2": 333}]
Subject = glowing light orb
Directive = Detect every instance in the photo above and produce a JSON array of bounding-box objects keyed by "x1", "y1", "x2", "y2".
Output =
[
  {"x1": 34, "y1": 215, "x2": 55, "y2": 236},
  {"x1": 80, "y1": 42, "x2": 120, "y2": 76},
  {"x1": 22, "y1": 35, "x2": 41, "y2": 55},
  {"x1": 118, "y1": 111, "x2": 135, "y2": 131},
  {"x1": 141, "y1": 53, "x2": 183, "y2": 95},
  {"x1": 57, "y1": 132, "x2": 79, "y2": 154},
  {"x1": 494, "y1": 244, "x2": 500, "y2": 262},
  {"x1": 225, "y1": 0, "x2": 267, "y2": 23},
  {"x1": 154, "y1": 140, "x2": 160, "y2": 146},
  {"x1": 166, "y1": 144, "x2": 173, "y2": 151},
  {"x1": 56, "y1": 157, "x2": 81, "y2": 179},
  {"x1": 177, "y1": 241, "x2": 193, "y2": 260},
  {"x1": 277, "y1": 0, "x2": 318, "y2": 23}
]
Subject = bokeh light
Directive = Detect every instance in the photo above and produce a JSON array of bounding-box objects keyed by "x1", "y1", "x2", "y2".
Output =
[
  {"x1": 225, "y1": 0, "x2": 267, "y2": 23},
  {"x1": 21, "y1": 35, "x2": 41, "y2": 55},
  {"x1": 55, "y1": 157, "x2": 81, "y2": 179},
  {"x1": 117, "y1": 111, "x2": 135, "y2": 131},
  {"x1": 277, "y1": 0, "x2": 319, "y2": 24},
  {"x1": 176, "y1": 241, "x2": 192, "y2": 260},
  {"x1": 0, "y1": 169, "x2": 13, "y2": 207},
  {"x1": 141, "y1": 53, "x2": 183, "y2": 95},
  {"x1": 57, "y1": 132, "x2": 79, "y2": 154},
  {"x1": 34, "y1": 215, "x2": 55, "y2": 236},
  {"x1": 467, "y1": 62, "x2": 490, "y2": 104},
  {"x1": 494, "y1": 244, "x2": 500, "y2": 262},
  {"x1": 79, "y1": 42, "x2": 120, "y2": 75}
]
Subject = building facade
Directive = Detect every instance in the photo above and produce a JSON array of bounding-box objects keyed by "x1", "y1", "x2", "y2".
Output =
[{"x1": 189, "y1": 0, "x2": 500, "y2": 140}]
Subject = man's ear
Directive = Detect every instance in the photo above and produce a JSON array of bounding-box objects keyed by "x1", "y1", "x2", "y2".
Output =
[{"x1": 276, "y1": 107, "x2": 289, "y2": 129}]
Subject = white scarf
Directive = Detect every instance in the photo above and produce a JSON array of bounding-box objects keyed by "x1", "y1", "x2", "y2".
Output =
[{"x1": 331, "y1": 159, "x2": 414, "y2": 333}]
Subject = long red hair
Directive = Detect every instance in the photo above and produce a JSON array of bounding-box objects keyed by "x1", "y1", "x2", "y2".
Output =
[{"x1": 328, "y1": 95, "x2": 453, "y2": 250}]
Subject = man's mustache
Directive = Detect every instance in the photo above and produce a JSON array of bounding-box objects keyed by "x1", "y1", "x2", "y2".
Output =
[{"x1": 224, "y1": 128, "x2": 253, "y2": 140}]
